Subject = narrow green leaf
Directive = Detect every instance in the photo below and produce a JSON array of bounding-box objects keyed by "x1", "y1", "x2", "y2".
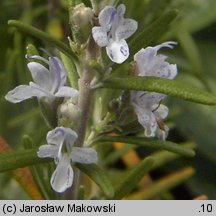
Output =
[
  {"x1": 169, "y1": 1, "x2": 216, "y2": 34},
  {"x1": 0, "y1": 148, "x2": 51, "y2": 173},
  {"x1": 95, "y1": 135, "x2": 195, "y2": 157},
  {"x1": 151, "y1": 142, "x2": 196, "y2": 169},
  {"x1": 7, "y1": 108, "x2": 40, "y2": 128},
  {"x1": 129, "y1": 10, "x2": 178, "y2": 59},
  {"x1": 76, "y1": 164, "x2": 114, "y2": 198},
  {"x1": 104, "y1": 145, "x2": 135, "y2": 165},
  {"x1": 23, "y1": 136, "x2": 54, "y2": 200},
  {"x1": 127, "y1": 167, "x2": 194, "y2": 200},
  {"x1": 101, "y1": 76, "x2": 216, "y2": 105},
  {"x1": 143, "y1": 0, "x2": 172, "y2": 25},
  {"x1": 113, "y1": 157, "x2": 154, "y2": 199},
  {"x1": 8, "y1": 20, "x2": 78, "y2": 61},
  {"x1": 60, "y1": 52, "x2": 79, "y2": 89},
  {"x1": 173, "y1": 23, "x2": 211, "y2": 90},
  {"x1": 77, "y1": 185, "x2": 85, "y2": 200}
]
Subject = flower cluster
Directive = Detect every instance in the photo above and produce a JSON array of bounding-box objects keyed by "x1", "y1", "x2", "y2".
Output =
[
  {"x1": 91, "y1": 4, "x2": 177, "y2": 139},
  {"x1": 92, "y1": 4, "x2": 137, "y2": 64},
  {"x1": 130, "y1": 42, "x2": 177, "y2": 139},
  {"x1": 5, "y1": 3, "x2": 178, "y2": 194},
  {"x1": 92, "y1": 5, "x2": 177, "y2": 140},
  {"x1": 5, "y1": 52, "x2": 97, "y2": 193}
]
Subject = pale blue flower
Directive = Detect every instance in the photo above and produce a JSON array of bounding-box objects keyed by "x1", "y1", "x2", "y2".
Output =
[
  {"x1": 38, "y1": 127, "x2": 97, "y2": 193},
  {"x1": 5, "y1": 53, "x2": 78, "y2": 103},
  {"x1": 131, "y1": 42, "x2": 178, "y2": 139},
  {"x1": 92, "y1": 4, "x2": 137, "y2": 64},
  {"x1": 134, "y1": 41, "x2": 177, "y2": 78}
]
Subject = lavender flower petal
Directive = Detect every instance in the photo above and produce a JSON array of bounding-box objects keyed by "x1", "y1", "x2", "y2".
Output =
[
  {"x1": 92, "y1": 26, "x2": 109, "y2": 47},
  {"x1": 134, "y1": 42, "x2": 178, "y2": 79},
  {"x1": 46, "y1": 127, "x2": 77, "y2": 147},
  {"x1": 117, "y1": 4, "x2": 126, "y2": 16},
  {"x1": 106, "y1": 38, "x2": 129, "y2": 64},
  {"x1": 50, "y1": 155, "x2": 73, "y2": 193},
  {"x1": 5, "y1": 85, "x2": 49, "y2": 103},
  {"x1": 37, "y1": 145, "x2": 59, "y2": 158},
  {"x1": 133, "y1": 103, "x2": 157, "y2": 137},
  {"x1": 71, "y1": 147, "x2": 98, "y2": 164},
  {"x1": 27, "y1": 62, "x2": 54, "y2": 91},
  {"x1": 49, "y1": 57, "x2": 66, "y2": 93},
  {"x1": 98, "y1": 6, "x2": 116, "y2": 31},
  {"x1": 115, "y1": 18, "x2": 138, "y2": 40},
  {"x1": 55, "y1": 86, "x2": 79, "y2": 98},
  {"x1": 46, "y1": 127, "x2": 66, "y2": 146},
  {"x1": 153, "y1": 104, "x2": 169, "y2": 119}
]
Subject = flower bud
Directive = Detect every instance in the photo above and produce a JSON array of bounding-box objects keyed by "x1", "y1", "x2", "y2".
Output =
[
  {"x1": 58, "y1": 99, "x2": 81, "y2": 128},
  {"x1": 72, "y1": 3, "x2": 93, "y2": 28},
  {"x1": 69, "y1": 3, "x2": 93, "y2": 44}
]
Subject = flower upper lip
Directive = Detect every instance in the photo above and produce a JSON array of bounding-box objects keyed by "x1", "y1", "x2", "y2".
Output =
[
  {"x1": 5, "y1": 52, "x2": 79, "y2": 103},
  {"x1": 27, "y1": 54, "x2": 67, "y2": 95}
]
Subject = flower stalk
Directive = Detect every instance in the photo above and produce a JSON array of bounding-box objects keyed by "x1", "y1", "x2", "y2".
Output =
[
  {"x1": 76, "y1": 69, "x2": 93, "y2": 147},
  {"x1": 75, "y1": 36, "x2": 99, "y2": 147},
  {"x1": 68, "y1": 9, "x2": 99, "y2": 197}
]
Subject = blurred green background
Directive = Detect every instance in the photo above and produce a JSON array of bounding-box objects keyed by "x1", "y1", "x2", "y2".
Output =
[{"x1": 0, "y1": 0, "x2": 216, "y2": 199}]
